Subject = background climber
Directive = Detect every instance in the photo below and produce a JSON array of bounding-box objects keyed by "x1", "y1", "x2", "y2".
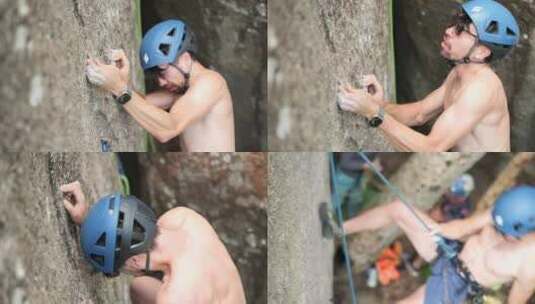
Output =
[
  {"x1": 60, "y1": 181, "x2": 246, "y2": 304},
  {"x1": 85, "y1": 19, "x2": 236, "y2": 152},
  {"x1": 337, "y1": 0, "x2": 519, "y2": 152}
]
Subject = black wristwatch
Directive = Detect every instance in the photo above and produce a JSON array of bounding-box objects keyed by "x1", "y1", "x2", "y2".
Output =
[
  {"x1": 367, "y1": 107, "x2": 385, "y2": 128},
  {"x1": 113, "y1": 87, "x2": 132, "y2": 105}
]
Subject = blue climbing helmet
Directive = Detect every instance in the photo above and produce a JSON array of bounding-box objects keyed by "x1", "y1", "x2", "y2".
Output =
[
  {"x1": 139, "y1": 19, "x2": 198, "y2": 70},
  {"x1": 80, "y1": 193, "x2": 157, "y2": 276},
  {"x1": 492, "y1": 186, "x2": 535, "y2": 238},
  {"x1": 461, "y1": 0, "x2": 520, "y2": 60},
  {"x1": 450, "y1": 174, "x2": 475, "y2": 198}
]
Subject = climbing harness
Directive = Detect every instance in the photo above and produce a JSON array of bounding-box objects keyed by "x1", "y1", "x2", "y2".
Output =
[
  {"x1": 329, "y1": 154, "x2": 358, "y2": 304},
  {"x1": 357, "y1": 152, "x2": 459, "y2": 259}
]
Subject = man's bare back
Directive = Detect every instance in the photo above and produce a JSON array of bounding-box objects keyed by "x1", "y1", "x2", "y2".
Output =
[
  {"x1": 441, "y1": 66, "x2": 510, "y2": 152},
  {"x1": 146, "y1": 208, "x2": 246, "y2": 304}
]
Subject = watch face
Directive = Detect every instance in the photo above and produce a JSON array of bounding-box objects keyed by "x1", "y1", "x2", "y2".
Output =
[
  {"x1": 117, "y1": 93, "x2": 132, "y2": 105},
  {"x1": 369, "y1": 117, "x2": 383, "y2": 128}
]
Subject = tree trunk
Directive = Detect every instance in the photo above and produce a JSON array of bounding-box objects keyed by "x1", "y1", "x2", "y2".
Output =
[
  {"x1": 394, "y1": 0, "x2": 535, "y2": 151},
  {"x1": 476, "y1": 152, "x2": 535, "y2": 212},
  {"x1": 133, "y1": 153, "x2": 267, "y2": 303},
  {"x1": 0, "y1": 1, "x2": 145, "y2": 151},
  {"x1": 347, "y1": 153, "x2": 485, "y2": 271},
  {"x1": 268, "y1": 153, "x2": 334, "y2": 303},
  {"x1": 0, "y1": 153, "x2": 129, "y2": 303},
  {"x1": 141, "y1": 0, "x2": 267, "y2": 151},
  {"x1": 268, "y1": 0, "x2": 396, "y2": 151}
]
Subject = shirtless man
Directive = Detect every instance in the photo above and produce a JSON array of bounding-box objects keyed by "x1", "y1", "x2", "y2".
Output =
[
  {"x1": 60, "y1": 181, "x2": 246, "y2": 304},
  {"x1": 85, "y1": 19, "x2": 235, "y2": 152},
  {"x1": 343, "y1": 185, "x2": 535, "y2": 304},
  {"x1": 337, "y1": 0, "x2": 519, "y2": 152}
]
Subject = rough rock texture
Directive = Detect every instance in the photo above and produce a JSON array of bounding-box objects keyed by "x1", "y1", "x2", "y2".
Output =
[
  {"x1": 0, "y1": 1, "x2": 146, "y2": 152},
  {"x1": 347, "y1": 152, "x2": 485, "y2": 271},
  {"x1": 134, "y1": 153, "x2": 267, "y2": 303},
  {"x1": 268, "y1": 153, "x2": 334, "y2": 303},
  {"x1": 0, "y1": 153, "x2": 130, "y2": 303},
  {"x1": 268, "y1": 0, "x2": 396, "y2": 151},
  {"x1": 395, "y1": 0, "x2": 535, "y2": 151},
  {"x1": 141, "y1": 0, "x2": 268, "y2": 151}
]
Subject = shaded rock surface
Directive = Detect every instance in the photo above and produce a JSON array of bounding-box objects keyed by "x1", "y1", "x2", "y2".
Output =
[
  {"x1": 141, "y1": 0, "x2": 267, "y2": 151},
  {"x1": 395, "y1": 0, "x2": 535, "y2": 151},
  {"x1": 134, "y1": 153, "x2": 267, "y2": 303},
  {"x1": 268, "y1": 0, "x2": 396, "y2": 151},
  {"x1": 0, "y1": 1, "x2": 145, "y2": 151},
  {"x1": 0, "y1": 153, "x2": 130, "y2": 303}
]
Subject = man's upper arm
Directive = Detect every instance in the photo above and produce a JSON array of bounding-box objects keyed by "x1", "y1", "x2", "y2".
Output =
[
  {"x1": 167, "y1": 73, "x2": 224, "y2": 134},
  {"x1": 439, "y1": 209, "x2": 491, "y2": 239},
  {"x1": 423, "y1": 81, "x2": 492, "y2": 151},
  {"x1": 145, "y1": 90, "x2": 178, "y2": 110}
]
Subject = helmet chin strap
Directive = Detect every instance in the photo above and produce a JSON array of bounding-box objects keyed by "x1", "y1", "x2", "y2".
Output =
[
  {"x1": 449, "y1": 39, "x2": 486, "y2": 65},
  {"x1": 145, "y1": 251, "x2": 151, "y2": 273}
]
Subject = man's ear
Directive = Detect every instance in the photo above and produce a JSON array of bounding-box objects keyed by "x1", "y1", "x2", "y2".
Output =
[
  {"x1": 476, "y1": 45, "x2": 492, "y2": 62},
  {"x1": 177, "y1": 52, "x2": 192, "y2": 70}
]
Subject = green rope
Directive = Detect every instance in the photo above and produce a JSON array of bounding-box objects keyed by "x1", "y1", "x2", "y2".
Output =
[{"x1": 114, "y1": 153, "x2": 131, "y2": 196}]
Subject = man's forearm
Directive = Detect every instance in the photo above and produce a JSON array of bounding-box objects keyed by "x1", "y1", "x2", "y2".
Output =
[
  {"x1": 379, "y1": 114, "x2": 446, "y2": 152},
  {"x1": 384, "y1": 102, "x2": 426, "y2": 126},
  {"x1": 123, "y1": 92, "x2": 184, "y2": 142}
]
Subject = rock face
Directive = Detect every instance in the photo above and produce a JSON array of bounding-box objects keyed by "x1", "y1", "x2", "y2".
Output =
[
  {"x1": 0, "y1": 1, "x2": 146, "y2": 151},
  {"x1": 268, "y1": 153, "x2": 334, "y2": 303},
  {"x1": 0, "y1": 153, "x2": 130, "y2": 303},
  {"x1": 268, "y1": 0, "x2": 396, "y2": 151},
  {"x1": 395, "y1": 0, "x2": 535, "y2": 151},
  {"x1": 134, "y1": 153, "x2": 267, "y2": 303},
  {"x1": 141, "y1": 0, "x2": 268, "y2": 151}
]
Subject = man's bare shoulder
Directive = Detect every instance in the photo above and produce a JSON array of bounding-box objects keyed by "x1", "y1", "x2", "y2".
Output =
[
  {"x1": 194, "y1": 69, "x2": 227, "y2": 90},
  {"x1": 157, "y1": 207, "x2": 203, "y2": 227}
]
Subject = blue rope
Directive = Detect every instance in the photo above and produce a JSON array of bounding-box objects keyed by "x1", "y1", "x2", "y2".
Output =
[
  {"x1": 356, "y1": 152, "x2": 458, "y2": 259},
  {"x1": 329, "y1": 153, "x2": 358, "y2": 304}
]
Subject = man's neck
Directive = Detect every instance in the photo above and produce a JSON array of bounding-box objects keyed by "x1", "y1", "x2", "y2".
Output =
[
  {"x1": 454, "y1": 62, "x2": 489, "y2": 80},
  {"x1": 189, "y1": 61, "x2": 206, "y2": 79}
]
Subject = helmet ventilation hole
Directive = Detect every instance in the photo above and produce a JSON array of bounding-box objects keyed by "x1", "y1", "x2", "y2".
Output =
[
  {"x1": 108, "y1": 197, "x2": 115, "y2": 211},
  {"x1": 91, "y1": 254, "x2": 105, "y2": 267},
  {"x1": 118, "y1": 212, "x2": 125, "y2": 229},
  {"x1": 167, "y1": 28, "x2": 176, "y2": 37},
  {"x1": 506, "y1": 28, "x2": 516, "y2": 36},
  {"x1": 159, "y1": 43, "x2": 171, "y2": 56},
  {"x1": 96, "y1": 232, "x2": 107, "y2": 247},
  {"x1": 115, "y1": 234, "x2": 122, "y2": 250},
  {"x1": 513, "y1": 223, "x2": 524, "y2": 231},
  {"x1": 486, "y1": 21, "x2": 499, "y2": 34}
]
